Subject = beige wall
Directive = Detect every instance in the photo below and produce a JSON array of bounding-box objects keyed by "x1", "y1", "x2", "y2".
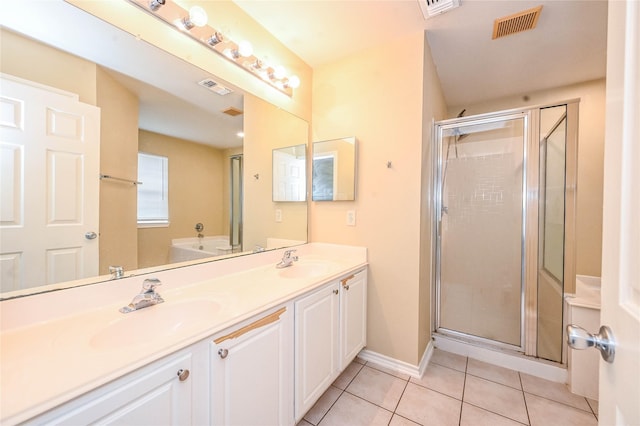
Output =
[
  {"x1": 68, "y1": 0, "x2": 312, "y2": 122},
  {"x1": 448, "y1": 79, "x2": 606, "y2": 278},
  {"x1": 0, "y1": 28, "x2": 97, "y2": 105},
  {"x1": 311, "y1": 32, "x2": 447, "y2": 365},
  {"x1": 243, "y1": 95, "x2": 309, "y2": 250},
  {"x1": 96, "y1": 68, "x2": 140, "y2": 274},
  {"x1": 137, "y1": 131, "x2": 226, "y2": 267}
]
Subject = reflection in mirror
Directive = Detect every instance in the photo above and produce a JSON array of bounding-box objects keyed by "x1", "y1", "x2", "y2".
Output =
[
  {"x1": 0, "y1": 2, "x2": 308, "y2": 299},
  {"x1": 272, "y1": 145, "x2": 307, "y2": 202},
  {"x1": 312, "y1": 137, "x2": 357, "y2": 201}
]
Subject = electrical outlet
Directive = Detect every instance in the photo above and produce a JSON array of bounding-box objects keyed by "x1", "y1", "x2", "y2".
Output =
[
  {"x1": 275, "y1": 209, "x2": 282, "y2": 223},
  {"x1": 346, "y1": 210, "x2": 356, "y2": 226}
]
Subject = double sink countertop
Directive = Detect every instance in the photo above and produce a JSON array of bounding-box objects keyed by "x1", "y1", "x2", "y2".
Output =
[{"x1": 0, "y1": 243, "x2": 367, "y2": 425}]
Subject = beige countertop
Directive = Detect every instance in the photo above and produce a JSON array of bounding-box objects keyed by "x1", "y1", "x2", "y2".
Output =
[{"x1": 0, "y1": 243, "x2": 367, "y2": 425}]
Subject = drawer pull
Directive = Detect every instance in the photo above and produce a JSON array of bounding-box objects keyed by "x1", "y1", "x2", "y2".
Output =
[
  {"x1": 177, "y1": 369, "x2": 190, "y2": 381},
  {"x1": 333, "y1": 289, "x2": 339, "y2": 295},
  {"x1": 218, "y1": 348, "x2": 229, "y2": 359},
  {"x1": 214, "y1": 307, "x2": 287, "y2": 344},
  {"x1": 340, "y1": 274, "x2": 355, "y2": 288}
]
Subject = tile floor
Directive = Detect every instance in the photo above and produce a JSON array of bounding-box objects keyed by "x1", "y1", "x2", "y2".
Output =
[{"x1": 298, "y1": 349, "x2": 599, "y2": 426}]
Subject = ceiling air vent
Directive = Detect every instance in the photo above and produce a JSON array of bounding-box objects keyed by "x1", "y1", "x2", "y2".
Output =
[
  {"x1": 198, "y1": 78, "x2": 233, "y2": 96},
  {"x1": 222, "y1": 107, "x2": 243, "y2": 117},
  {"x1": 417, "y1": 0, "x2": 461, "y2": 19},
  {"x1": 492, "y1": 5, "x2": 543, "y2": 39}
]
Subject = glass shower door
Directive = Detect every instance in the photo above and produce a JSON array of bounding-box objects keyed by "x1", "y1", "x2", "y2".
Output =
[{"x1": 436, "y1": 115, "x2": 526, "y2": 348}]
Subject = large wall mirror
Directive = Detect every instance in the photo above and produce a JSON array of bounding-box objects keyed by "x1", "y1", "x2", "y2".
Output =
[
  {"x1": 273, "y1": 144, "x2": 307, "y2": 202},
  {"x1": 0, "y1": 2, "x2": 308, "y2": 299},
  {"x1": 312, "y1": 137, "x2": 357, "y2": 201}
]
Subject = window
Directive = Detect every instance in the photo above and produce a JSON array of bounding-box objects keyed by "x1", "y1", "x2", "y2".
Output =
[{"x1": 137, "y1": 152, "x2": 169, "y2": 226}]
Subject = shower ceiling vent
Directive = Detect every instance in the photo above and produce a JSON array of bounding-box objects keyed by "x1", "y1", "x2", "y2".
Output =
[
  {"x1": 492, "y1": 5, "x2": 543, "y2": 39},
  {"x1": 417, "y1": 0, "x2": 461, "y2": 19},
  {"x1": 198, "y1": 78, "x2": 233, "y2": 96}
]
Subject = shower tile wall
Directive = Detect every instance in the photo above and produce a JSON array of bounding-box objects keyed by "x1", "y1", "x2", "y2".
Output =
[{"x1": 440, "y1": 150, "x2": 523, "y2": 346}]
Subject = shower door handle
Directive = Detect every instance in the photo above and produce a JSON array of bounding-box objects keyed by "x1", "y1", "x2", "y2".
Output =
[{"x1": 566, "y1": 324, "x2": 616, "y2": 363}]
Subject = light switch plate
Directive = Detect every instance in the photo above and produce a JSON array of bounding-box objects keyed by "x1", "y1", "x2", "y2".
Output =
[
  {"x1": 346, "y1": 210, "x2": 356, "y2": 226},
  {"x1": 275, "y1": 209, "x2": 282, "y2": 223}
]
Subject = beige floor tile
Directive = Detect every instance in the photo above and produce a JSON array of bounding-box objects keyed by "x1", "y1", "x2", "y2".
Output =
[
  {"x1": 526, "y1": 393, "x2": 598, "y2": 426},
  {"x1": 389, "y1": 414, "x2": 421, "y2": 426},
  {"x1": 431, "y1": 348, "x2": 468, "y2": 372},
  {"x1": 318, "y1": 392, "x2": 393, "y2": 426},
  {"x1": 303, "y1": 386, "x2": 342, "y2": 425},
  {"x1": 297, "y1": 420, "x2": 314, "y2": 426},
  {"x1": 587, "y1": 398, "x2": 599, "y2": 416},
  {"x1": 395, "y1": 382, "x2": 462, "y2": 426},
  {"x1": 346, "y1": 365, "x2": 408, "y2": 411},
  {"x1": 411, "y1": 363, "x2": 465, "y2": 399},
  {"x1": 520, "y1": 373, "x2": 591, "y2": 412},
  {"x1": 332, "y1": 361, "x2": 364, "y2": 390},
  {"x1": 463, "y1": 375, "x2": 529, "y2": 424},
  {"x1": 366, "y1": 361, "x2": 411, "y2": 380},
  {"x1": 460, "y1": 403, "x2": 527, "y2": 426},
  {"x1": 466, "y1": 358, "x2": 522, "y2": 389}
]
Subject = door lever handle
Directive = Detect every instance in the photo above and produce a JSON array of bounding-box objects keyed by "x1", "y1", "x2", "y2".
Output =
[{"x1": 566, "y1": 324, "x2": 616, "y2": 363}]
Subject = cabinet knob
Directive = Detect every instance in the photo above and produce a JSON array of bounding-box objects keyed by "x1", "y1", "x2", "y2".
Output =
[
  {"x1": 218, "y1": 348, "x2": 229, "y2": 359},
  {"x1": 344, "y1": 285, "x2": 350, "y2": 290},
  {"x1": 177, "y1": 369, "x2": 190, "y2": 381},
  {"x1": 333, "y1": 289, "x2": 339, "y2": 295}
]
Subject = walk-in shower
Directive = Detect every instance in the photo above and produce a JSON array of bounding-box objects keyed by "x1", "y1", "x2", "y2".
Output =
[{"x1": 433, "y1": 102, "x2": 577, "y2": 363}]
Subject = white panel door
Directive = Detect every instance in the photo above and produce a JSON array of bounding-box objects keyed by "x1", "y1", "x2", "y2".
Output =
[
  {"x1": 599, "y1": 1, "x2": 640, "y2": 424},
  {"x1": 273, "y1": 149, "x2": 306, "y2": 201},
  {"x1": 0, "y1": 75, "x2": 100, "y2": 292}
]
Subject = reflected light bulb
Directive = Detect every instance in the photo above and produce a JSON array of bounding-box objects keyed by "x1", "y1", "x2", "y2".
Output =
[{"x1": 237, "y1": 41, "x2": 253, "y2": 57}]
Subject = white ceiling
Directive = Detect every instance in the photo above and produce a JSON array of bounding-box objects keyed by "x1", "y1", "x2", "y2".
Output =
[{"x1": 234, "y1": 0, "x2": 608, "y2": 107}]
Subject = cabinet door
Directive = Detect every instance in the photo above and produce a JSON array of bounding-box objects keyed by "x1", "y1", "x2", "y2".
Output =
[
  {"x1": 211, "y1": 305, "x2": 293, "y2": 426},
  {"x1": 340, "y1": 269, "x2": 368, "y2": 369},
  {"x1": 28, "y1": 351, "x2": 195, "y2": 426},
  {"x1": 295, "y1": 282, "x2": 340, "y2": 420}
]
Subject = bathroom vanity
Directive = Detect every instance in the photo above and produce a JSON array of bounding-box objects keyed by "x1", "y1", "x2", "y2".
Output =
[{"x1": 0, "y1": 243, "x2": 367, "y2": 425}]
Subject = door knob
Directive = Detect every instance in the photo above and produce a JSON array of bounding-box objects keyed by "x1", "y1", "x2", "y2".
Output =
[
  {"x1": 85, "y1": 231, "x2": 98, "y2": 240},
  {"x1": 566, "y1": 324, "x2": 616, "y2": 363}
]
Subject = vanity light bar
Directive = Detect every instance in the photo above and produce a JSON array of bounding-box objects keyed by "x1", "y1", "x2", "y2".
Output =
[{"x1": 126, "y1": 0, "x2": 299, "y2": 96}]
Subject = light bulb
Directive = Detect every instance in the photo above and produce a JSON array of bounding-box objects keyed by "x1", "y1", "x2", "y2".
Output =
[
  {"x1": 189, "y1": 6, "x2": 208, "y2": 27},
  {"x1": 272, "y1": 65, "x2": 285, "y2": 80},
  {"x1": 237, "y1": 41, "x2": 253, "y2": 57},
  {"x1": 287, "y1": 75, "x2": 300, "y2": 89}
]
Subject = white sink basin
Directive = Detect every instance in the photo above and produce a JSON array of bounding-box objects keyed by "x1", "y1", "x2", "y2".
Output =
[
  {"x1": 277, "y1": 260, "x2": 335, "y2": 279},
  {"x1": 90, "y1": 299, "x2": 221, "y2": 350}
]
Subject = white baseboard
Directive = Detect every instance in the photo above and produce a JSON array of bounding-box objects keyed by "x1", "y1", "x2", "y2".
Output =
[
  {"x1": 433, "y1": 334, "x2": 568, "y2": 383},
  {"x1": 358, "y1": 340, "x2": 434, "y2": 379}
]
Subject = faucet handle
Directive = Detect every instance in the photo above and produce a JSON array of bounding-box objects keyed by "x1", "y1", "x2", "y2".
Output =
[
  {"x1": 142, "y1": 278, "x2": 162, "y2": 292},
  {"x1": 284, "y1": 249, "x2": 297, "y2": 257}
]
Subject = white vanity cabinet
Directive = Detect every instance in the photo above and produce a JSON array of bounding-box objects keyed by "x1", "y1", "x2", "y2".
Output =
[
  {"x1": 25, "y1": 344, "x2": 209, "y2": 425},
  {"x1": 210, "y1": 304, "x2": 294, "y2": 426},
  {"x1": 294, "y1": 269, "x2": 367, "y2": 420}
]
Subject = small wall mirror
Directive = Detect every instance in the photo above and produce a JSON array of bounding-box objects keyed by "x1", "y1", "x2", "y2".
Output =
[
  {"x1": 272, "y1": 144, "x2": 307, "y2": 202},
  {"x1": 312, "y1": 137, "x2": 357, "y2": 201}
]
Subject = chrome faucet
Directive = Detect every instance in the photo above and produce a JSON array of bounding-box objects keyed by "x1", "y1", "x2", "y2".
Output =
[
  {"x1": 119, "y1": 278, "x2": 165, "y2": 313},
  {"x1": 109, "y1": 265, "x2": 124, "y2": 279},
  {"x1": 253, "y1": 245, "x2": 265, "y2": 253},
  {"x1": 276, "y1": 249, "x2": 299, "y2": 269}
]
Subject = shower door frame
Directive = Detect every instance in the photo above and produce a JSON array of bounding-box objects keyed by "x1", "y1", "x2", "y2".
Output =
[{"x1": 432, "y1": 102, "x2": 578, "y2": 358}]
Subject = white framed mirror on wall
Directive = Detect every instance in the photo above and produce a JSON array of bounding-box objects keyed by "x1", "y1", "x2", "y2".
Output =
[
  {"x1": 312, "y1": 137, "x2": 357, "y2": 201},
  {"x1": 0, "y1": 1, "x2": 308, "y2": 299}
]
